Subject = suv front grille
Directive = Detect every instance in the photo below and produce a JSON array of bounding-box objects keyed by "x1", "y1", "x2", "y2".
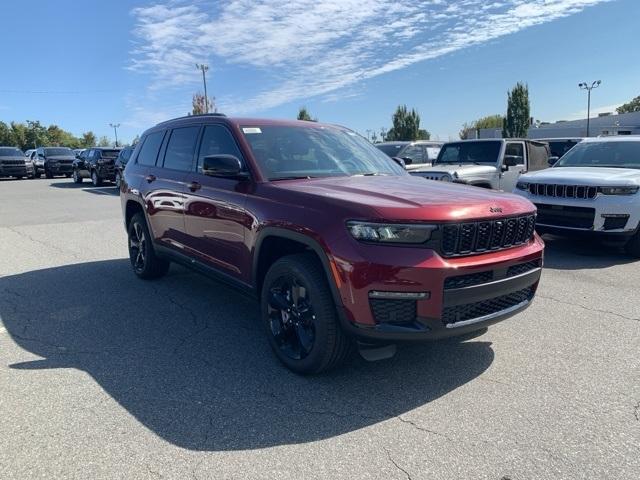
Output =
[
  {"x1": 370, "y1": 298, "x2": 416, "y2": 324},
  {"x1": 506, "y1": 260, "x2": 541, "y2": 277},
  {"x1": 442, "y1": 287, "x2": 534, "y2": 325},
  {"x1": 444, "y1": 271, "x2": 493, "y2": 290},
  {"x1": 529, "y1": 183, "x2": 598, "y2": 199},
  {"x1": 1, "y1": 160, "x2": 25, "y2": 166},
  {"x1": 440, "y1": 214, "x2": 536, "y2": 257}
]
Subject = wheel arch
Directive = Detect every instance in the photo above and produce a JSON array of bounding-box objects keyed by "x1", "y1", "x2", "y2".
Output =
[{"x1": 253, "y1": 227, "x2": 343, "y2": 307}]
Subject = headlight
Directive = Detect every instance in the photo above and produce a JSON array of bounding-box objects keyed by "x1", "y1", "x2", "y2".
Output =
[
  {"x1": 598, "y1": 186, "x2": 639, "y2": 195},
  {"x1": 439, "y1": 174, "x2": 452, "y2": 182},
  {"x1": 347, "y1": 221, "x2": 436, "y2": 244},
  {"x1": 516, "y1": 182, "x2": 529, "y2": 191}
]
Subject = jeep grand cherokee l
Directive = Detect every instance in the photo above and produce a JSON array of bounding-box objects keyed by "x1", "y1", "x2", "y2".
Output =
[
  {"x1": 72, "y1": 147, "x2": 122, "y2": 185},
  {"x1": 515, "y1": 136, "x2": 640, "y2": 256},
  {"x1": 0, "y1": 147, "x2": 35, "y2": 179},
  {"x1": 121, "y1": 114, "x2": 544, "y2": 374},
  {"x1": 36, "y1": 147, "x2": 75, "y2": 178}
]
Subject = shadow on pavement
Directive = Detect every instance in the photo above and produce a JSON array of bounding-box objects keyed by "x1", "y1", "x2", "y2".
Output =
[
  {"x1": 49, "y1": 181, "x2": 119, "y2": 195},
  {"x1": 542, "y1": 234, "x2": 636, "y2": 270},
  {"x1": 1, "y1": 259, "x2": 494, "y2": 451}
]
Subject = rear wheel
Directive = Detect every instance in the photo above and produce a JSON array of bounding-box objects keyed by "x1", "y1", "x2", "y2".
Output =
[
  {"x1": 73, "y1": 169, "x2": 83, "y2": 184},
  {"x1": 45, "y1": 169, "x2": 53, "y2": 179},
  {"x1": 261, "y1": 253, "x2": 352, "y2": 374},
  {"x1": 625, "y1": 231, "x2": 640, "y2": 258},
  {"x1": 127, "y1": 213, "x2": 170, "y2": 279},
  {"x1": 91, "y1": 170, "x2": 102, "y2": 186}
]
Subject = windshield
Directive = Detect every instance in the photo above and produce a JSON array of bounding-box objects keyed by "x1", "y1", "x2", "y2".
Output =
[
  {"x1": 0, "y1": 147, "x2": 24, "y2": 157},
  {"x1": 44, "y1": 148, "x2": 73, "y2": 156},
  {"x1": 435, "y1": 141, "x2": 501, "y2": 165},
  {"x1": 242, "y1": 125, "x2": 406, "y2": 180},
  {"x1": 376, "y1": 143, "x2": 406, "y2": 157},
  {"x1": 555, "y1": 141, "x2": 640, "y2": 169}
]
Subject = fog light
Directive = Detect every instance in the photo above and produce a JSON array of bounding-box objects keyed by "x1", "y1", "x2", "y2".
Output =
[{"x1": 368, "y1": 291, "x2": 430, "y2": 299}]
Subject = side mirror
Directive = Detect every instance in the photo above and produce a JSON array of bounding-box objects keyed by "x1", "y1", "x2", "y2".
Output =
[
  {"x1": 401, "y1": 156, "x2": 413, "y2": 165},
  {"x1": 548, "y1": 156, "x2": 559, "y2": 166},
  {"x1": 391, "y1": 157, "x2": 406, "y2": 169},
  {"x1": 202, "y1": 155, "x2": 246, "y2": 178},
  {"x1": 503, "y1": 155, "x2": 520, "y2": 168}
]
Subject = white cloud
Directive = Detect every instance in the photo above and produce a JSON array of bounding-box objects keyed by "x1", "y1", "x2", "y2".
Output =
[{"x1": 129, "y1": 0, "x2": 612, "y2": 114}]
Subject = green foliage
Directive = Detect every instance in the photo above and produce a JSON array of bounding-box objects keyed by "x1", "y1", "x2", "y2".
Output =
[
  {"x1": 385, "y1": 105, "x2": 430, "y2": 141},
  {"x1": 192, "y1": 92, "x2": 214, "y2": 115},
  {"x1": 459, "y1": 114, "x2": 505, "y2": 139},
  {"x1": 297, "y1": 106, "x2": 316, "y2": 122},
  {"x1": 0, "y1": 119, "x2": 100, "y2": 150},
  {"x1": 503, "y1": 83, "x2": 530, "y2": 138},
  {"x1": 97, "y1": 136, "x2": 111, "y2": 147},
  {"x1": 616, "y1": 96, "x2": 640, "y2": 114}
]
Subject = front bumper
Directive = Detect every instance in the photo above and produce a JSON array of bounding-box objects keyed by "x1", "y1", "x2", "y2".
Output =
[
  {"x1": 0, "y1": 164, "x2": 31, "y2": 177},
  {"x1": 331, "y1": 234, "x2": 545, "y2": 342},
  {"x1": 515, "y1": 190, "x2": 640, "y2": 236},
  {"x1": 47, "y1": 163, "x2": 74, "y2": 174}
]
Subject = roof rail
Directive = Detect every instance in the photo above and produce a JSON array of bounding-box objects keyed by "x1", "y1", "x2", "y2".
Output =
[{"x1": 155, "y1": 112, "x2": 226, "y2": 127}]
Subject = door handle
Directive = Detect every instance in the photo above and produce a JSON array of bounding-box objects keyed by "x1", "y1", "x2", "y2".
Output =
[
  {"x1": 145, "y1": 174, "x2": 156, "y2": 183},
  {"x1": 188, "y1": 181, "x2": 202, "y2": 192}
]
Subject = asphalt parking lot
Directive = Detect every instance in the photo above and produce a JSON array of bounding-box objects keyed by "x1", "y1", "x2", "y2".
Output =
[{"x1": 1, "y1": 178, "x2": 639, "y2": 480}]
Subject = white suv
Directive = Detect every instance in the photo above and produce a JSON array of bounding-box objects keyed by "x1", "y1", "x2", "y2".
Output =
[{"x1": 514, "y1": 136, "x2": 640, "y2": 257}]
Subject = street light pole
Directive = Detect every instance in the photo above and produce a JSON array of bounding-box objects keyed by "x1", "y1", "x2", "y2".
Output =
[
  {"x1": 196, "y1": 63, "x2": 210, "y2": 114},
  {"x1": 109, "y1": 123, "x2": 121, "y2": 147},
  {"x1": 578, "y1": 80, "x2": 601, "y2": 137}
]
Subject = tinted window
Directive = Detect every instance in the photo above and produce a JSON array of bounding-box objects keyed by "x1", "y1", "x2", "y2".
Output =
[
  {"x1": 505, "y1": 142, "x2": 524, "y2": 164},
  {"x1": 436, "y1": 141, "x2": 501, "y2": 165},
  {"x1": 376, "y1": 143, "x2": 405, "y2": 157},
  {"x1": 137, "y1": 131, "x2": 165, "y2": 166},
  {"x1": 163, "y1": 127, "x2": 200, "y2": 171},
  {"x1": 44, "y1": 148, "x2": 73, "y2": 156},
  {"x1": 547, "y1": 140, "x2": 579, "y2": 158},
  {"x1": 0, "y1": 147, "x2": 24, "y2": 157},
  {"x1": 197, "y1": 125, "x2": 243, "y2": 173},
  {"x1": 120, "y1": 148, "x2": 133, "y2": 163}
]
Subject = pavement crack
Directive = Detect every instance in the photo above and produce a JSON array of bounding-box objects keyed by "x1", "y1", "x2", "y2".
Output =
[
  {"x1": 6, "y1": 226, "x2": 82, "y2": 260},
  {"x1": 384, "y1": 448, "x2": 412, "y2": 480},
  {"x1": 634, "y1": 402, "x2": 639, "y2": 422},
  {"x1": 536, "y1": 293, "x2": 640, "y2": 323},
  {"x1": 395, "y1": 415, "x2": 450, "y2": 439}
]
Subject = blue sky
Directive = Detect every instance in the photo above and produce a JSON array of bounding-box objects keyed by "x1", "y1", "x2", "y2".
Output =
[{"x1": 0, "y1": 0, "x2": 638, "y2": 143}]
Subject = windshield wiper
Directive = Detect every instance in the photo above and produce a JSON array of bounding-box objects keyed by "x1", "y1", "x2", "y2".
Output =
[
  {"x1": 270, "y1": 175, "x2": 316, "y2": 181},
  {"x1": 354, "y1": 172, "x2": 390, "y2": 176}
]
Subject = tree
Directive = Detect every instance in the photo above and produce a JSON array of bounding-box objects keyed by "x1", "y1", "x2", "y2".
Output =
[
  {"x1": 385, "y1": 105, "x2": 429, "y2": 141},
  {"x1": 297, "y1": 106, "x2": 316, "y2": 122},
  {"x1": 81, "y1": 131, "x2": 97, "y2": 148},
  {"x1": 131, "y1": 134, "x2": 140, "y2": 146},
  {"x1": 24, "y1": 120, "x2": 48, "y2": 150},
  {"x1": 11, "y1": 122, "x2": 28, "y2": 150},
  {"x1": 0, "y1": 121, "x2": 12, "y2": 145},
  {"x1": 192, "y1": 92, "x2": 213, "y2": 115},
  {"x1": 503, "y1": 83, "x2": 530, "y2": 138},
  {"x1": 97, "y1": 136, "x2": 111, "y2": 147},
  {"x1": 617, "y1": 96, "x2": 640, "y2": 114},
  {"x1": 459, "y1": 114, "x2": 505, "y2": 139}
]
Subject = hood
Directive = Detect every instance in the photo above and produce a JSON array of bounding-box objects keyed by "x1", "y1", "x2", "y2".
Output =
[
  {"x1": 411, "y1": 164, "x2": 496, "y2": 176},
  {"x1": 271, "y1": 175, "x2": 534, "y2": 222},
  {"x1": 47, "y1": 155, "x2": 75, "y2": 161},
  {"x1": 520, "y1": 167, "x2": 640, "y2": 186}
]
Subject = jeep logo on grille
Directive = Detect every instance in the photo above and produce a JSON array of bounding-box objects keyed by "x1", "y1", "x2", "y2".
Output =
[{"x1": 490, "y1": 207, "x2": 503, "y2": 213}]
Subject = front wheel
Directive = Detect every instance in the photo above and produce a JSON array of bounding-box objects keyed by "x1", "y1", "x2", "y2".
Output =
[
  {"x1": 115, "y1": 171, "x2": 122, "y2": 189},
  {"x1": 261, "y1": 253, "x2": 352, "y2": 374},
  {"x1": 127, "y1": 213, "x2": 170, "y2": 279},
  {"x1": 625, "y1": 231, "x2": 640, "y2": 258},
  {"x1": 91, "y1": 170, "x2": 102, "y2": 186},
  {"x1": 73, "y1": 169, "x2": 83, "y2": 184},
  {"x1": 45, "y1": 170, "x2": 53, "y2": 179}
]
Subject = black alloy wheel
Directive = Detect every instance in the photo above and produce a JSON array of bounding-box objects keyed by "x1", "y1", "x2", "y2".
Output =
[
  {"x1": 91, "y1": 170, "x2": 102, "y2": 186},
  {"x1": 73, "y1": 169, "x2": 83, "y2": 184},
  {"x1": 267, "y1": 276, "x2": 317, "y2": 361},
  {"x1": 127, "y1": 213, "x2": 170, "y2": 279}
]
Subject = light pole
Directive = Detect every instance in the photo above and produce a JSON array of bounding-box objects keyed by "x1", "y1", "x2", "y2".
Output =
[
  {"x1": 109, "y1": 123, "x2": 121, "y2": 147},
  {"x1": 196, "y1": 63, "x2": 210, "y2": 114},
  {"x1": 578, "y1": 80, "x2": 601, "y2": 137}
]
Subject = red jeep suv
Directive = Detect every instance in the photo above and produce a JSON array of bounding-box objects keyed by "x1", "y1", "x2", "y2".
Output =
[{"x1": 120, "y1": 114, "x2": 544, "y2": 373}]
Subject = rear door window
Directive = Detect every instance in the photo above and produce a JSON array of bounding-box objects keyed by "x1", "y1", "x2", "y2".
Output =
[
  {"x1": 137, "y1": 131, "x2": 165, "y2": 166},
  {"x1": 400, "y1": 145, "x2": 424, "y2": 164},
  {"x1": 162, "y1": 126, "x2": 200, "y2": 171},
  {"x1": 505, "y1": 142, "x2": 525, "y2": 164}
]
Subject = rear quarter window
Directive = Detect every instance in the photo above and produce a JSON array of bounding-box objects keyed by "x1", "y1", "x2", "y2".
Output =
[{"x1": 137, "y1": 131, "x2": 165, "y2": 166}]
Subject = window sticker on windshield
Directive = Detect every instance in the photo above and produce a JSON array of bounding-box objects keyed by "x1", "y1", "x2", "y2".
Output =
[{"x1": 243, "y1": 127, "x2": 262, "y2": 134}]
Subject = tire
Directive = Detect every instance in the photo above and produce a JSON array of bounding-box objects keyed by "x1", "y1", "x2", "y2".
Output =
[
  {"x1": 65, "y1": 173, "x2": 72, "y2": 178},
  {"x1": 91, "y1": 170, "x2": 102, "y2": 187},
  {"x1": 261, "y1": 253, "x2": 352, "y2": 374},
  {"x1": 45, "y1": 170, "x2": 53, "y2": 179},
  {"x1": 625, "y1": 231, "x2": 640, "y2": 258},
  {"x1": 115, "y1": 171, "x2": 121, "y2": 189},
  {"x1": 15, "y1": 176, "x2": 23, "y2": 180},
  {"x1": 73, "y1": 169, "x2": 83, "y2": 184},
  {"x1": 127, "y1": 213, "x2": 170, "y2": 280}
]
